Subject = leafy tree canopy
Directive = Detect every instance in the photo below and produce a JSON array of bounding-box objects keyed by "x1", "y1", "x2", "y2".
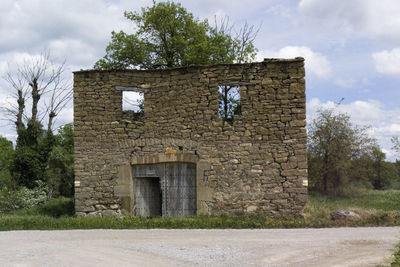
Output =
[
  {"x1": 94, "y1": 1, "x2": 258, "y2": 69},
  {"x1": 307, "y1": 108, "x2": 377, "y2": 194},
  {"x1": 46, "y1": 124, "x2": 74, "y2": 197},
  {"x1": 0, "y1": 136, "x2": 14, "y2": 189}
]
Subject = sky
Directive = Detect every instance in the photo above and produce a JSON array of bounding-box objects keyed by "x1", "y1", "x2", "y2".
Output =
[{"x1": 0, "y1": 0, "x2": 399, "y2": 160}]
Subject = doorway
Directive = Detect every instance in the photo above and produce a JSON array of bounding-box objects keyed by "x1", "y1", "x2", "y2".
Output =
[{"x1": 132, "y1": 162, "x2": 196, "y2": 217}]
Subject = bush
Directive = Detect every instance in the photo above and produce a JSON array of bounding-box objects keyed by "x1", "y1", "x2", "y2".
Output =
[
  {"x1": 35, "y1": 198, "x2": 74, "y2": 217},
  {"x1": 0, "y1": 181, "x2": 48, "y2": 213}
]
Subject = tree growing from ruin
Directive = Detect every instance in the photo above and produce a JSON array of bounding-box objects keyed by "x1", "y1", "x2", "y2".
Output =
[
  {"x1": 94, "y1": 1, "x2": 259, "y2": 123},
  {"x1": 94, "y1": 2, "x2": 259, "y2": 70}
]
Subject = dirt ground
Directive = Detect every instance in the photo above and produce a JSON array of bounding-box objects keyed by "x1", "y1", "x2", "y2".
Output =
[{"x1": 0, "y1": 227, "x2": 399, "y2": 266}]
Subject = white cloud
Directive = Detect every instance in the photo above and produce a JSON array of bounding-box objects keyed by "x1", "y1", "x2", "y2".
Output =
[
  {"x1": 335, "y1": 78, "x2": 357, "y2": 89},
  {"x1": 307, "y1": 98, "x2": 400, "y2": 161},
  {"x1": 0, "y1": 0, "x2": 151, "y2": 56},
  {"x1": 257, "y1": 46, "x2": 332, "y2": 78},
  {"x1": 55, "y1": 107, "x2": 74, "y2": 127},
  {"x1": 181, "y1": 0, "x2": 275, "y2": 21},
  {"x1": 308, "y1": 98, "x2": 385, "y2": 126},
  {"x1": 299, "y1": 0, "x2": 364, "y2": 35},
  {"x1": 264, "y1": 4, "x2": 292, "y2": 18},
  {"x1": 299, "y1": 0, "x2": 400, "y2": 44},
  {"x1": 48, "y1": 39, "x2": 99, "y2": 67},
  {"x1": 372, "y1": 47, "x2": 400, "y2": 75}
]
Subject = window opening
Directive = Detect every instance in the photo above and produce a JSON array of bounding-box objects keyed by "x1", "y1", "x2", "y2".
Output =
[
  {"x1": 218, "y1": 85, "x2": 241, "y2": 124},
  {"x1": 122, "y1": 91, "x2": 144, "y2": 113}
]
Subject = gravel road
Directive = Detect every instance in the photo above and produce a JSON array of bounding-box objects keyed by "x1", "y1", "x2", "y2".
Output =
[{"x1": 0, "y1": 227, "x2": 399, "y2": 266}]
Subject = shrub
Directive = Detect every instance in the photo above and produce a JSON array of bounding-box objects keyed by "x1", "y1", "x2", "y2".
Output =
[
  {"x1": 0, "y1": 181, "x2": 48, "y2": 213},
  {"x1": 36, "y1": 198, "x2": 74, "y2": 217}
]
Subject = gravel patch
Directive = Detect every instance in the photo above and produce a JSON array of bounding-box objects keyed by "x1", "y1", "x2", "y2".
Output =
[{"x1": 0, "y1": 227, "x2": 398, "y2": 266}]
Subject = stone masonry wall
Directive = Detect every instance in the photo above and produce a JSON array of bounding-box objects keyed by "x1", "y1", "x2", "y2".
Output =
[{"x1": 73, "y1": 58, "x2": 307, "y2": 217}]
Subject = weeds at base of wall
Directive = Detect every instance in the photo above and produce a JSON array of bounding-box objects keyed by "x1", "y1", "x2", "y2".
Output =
[
  {"x1": 0, "y1": 212, "x2": 399, "y2": 231},
  {"x1": 1, "y1": 189, "x2": 400, "y2": 230}
]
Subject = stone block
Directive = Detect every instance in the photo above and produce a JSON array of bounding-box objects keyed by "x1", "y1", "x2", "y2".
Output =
[{"x1": 114, "y1": 185, "x2": 130, "y2": 196}]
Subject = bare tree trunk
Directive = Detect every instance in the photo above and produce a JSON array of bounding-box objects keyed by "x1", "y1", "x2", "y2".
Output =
[
  {"x1": 47, "y1": 111, "x2": 56, "y2": 134},
  {"x1": 323, "y1": 153, "x2": 329, "y2": 193},
  {"x1": 47, "y1": 181, "x2": 54, "y2": 200},
  {"x1": 29, "y1": 77, "x2": 40, "y2": 125},
  {"x1": 16, "y1": 89, "x2": 25, "y2": 130},
  {"x1": 323, "y1": 173, "x2": 328, "y2": 193}
]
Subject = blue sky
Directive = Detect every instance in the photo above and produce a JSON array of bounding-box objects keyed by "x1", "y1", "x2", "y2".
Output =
[{"x1": 0, "y1": 0, "x2": 399, "y2": 159}]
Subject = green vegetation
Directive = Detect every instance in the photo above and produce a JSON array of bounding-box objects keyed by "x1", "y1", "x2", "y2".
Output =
[
  {"x1": 10, "y1": 197, "x2": 74, "y2": 218},
  {"x1": 308, "y1": 189, "x2": 400, "y2": 211},
  {"x1": 0, "y1": 190, "x2": 399, "y2": 231},
  {"x1": 0, "y1": 181, "x2": 48, "y2": 213},
  {"x1": 0, "y1": 124, "x2": 74, "y2": 210},
  {"x1": 304, "y1": 189, "x2": 400, "y2": 227},
  {"x1": 0, "y1": 136, "x2": 13, "y2": 190},
  {"x1": 94, "y1": 1, "x2": 258, "y2": 70},
  {"x1": 1, "y1": 52, "x2": 74, "y2": 210},
  {"x1": 391, "y1": 243, "x2": 400, "y2": 266},
  {"x1": 46, "y1": 124, "x2": 74, "y2": 198},
  {"x1": 308, "y1": 108, "x2": 400, "y2": 195}
]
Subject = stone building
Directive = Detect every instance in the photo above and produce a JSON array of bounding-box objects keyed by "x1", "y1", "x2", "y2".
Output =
[{"x1": 73, "y1": 58, "x2": 307, "y2": 217}]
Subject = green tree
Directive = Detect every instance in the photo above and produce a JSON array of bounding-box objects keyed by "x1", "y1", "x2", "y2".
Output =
[
  {"x1": 11, "y1": 124, "x2": 54, "y2": 189},
  {"x1": 0, "y1": 136, "x2": 14, "y2": 189},
  {"x1": 46, "y1": 124, "x2": 74, "y2": 198},
  {"x1": 350, "y1": 146, "x2": 398, "y2": 190},
  {"x1": 307, "y1": 108, "x2": 375, "y2": 194},
  {"x1": 94, "y1": 1, "x2": 258, "y2": 69},
  {"x1": 380, "y1": 162, "x2": 399, "y2": 189},
  {"x1": 3, "y1": 52, "x2": 72, "y2": 189},
  {"x1": 369, "y1": 147, "x2": 389, "y2": 190},
  {"x1": 392, "y1": 136, "x2": 400, "y2": 155}
]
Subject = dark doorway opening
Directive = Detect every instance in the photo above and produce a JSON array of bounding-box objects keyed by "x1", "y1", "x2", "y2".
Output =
[{"x1": 133, "y1": 177, "x2": 162, "y2": 217}]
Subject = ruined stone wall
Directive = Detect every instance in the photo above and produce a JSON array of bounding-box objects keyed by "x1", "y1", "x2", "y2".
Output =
[{"x1": 73, "y1": 58, "x2": 307, "y2": 217}]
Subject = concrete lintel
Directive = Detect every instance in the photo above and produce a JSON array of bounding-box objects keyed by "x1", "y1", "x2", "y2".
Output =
[{"x1": 131, "y1": 153, "x2": 198, "y2": 165}]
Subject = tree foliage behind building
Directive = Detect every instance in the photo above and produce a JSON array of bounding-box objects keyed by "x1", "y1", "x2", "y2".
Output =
[
  {"x1": 308, "y1": 108, "x2": 400, "y2": 195},
  {"x1": 94, "y1": 1, "x2": 258, "y2": 70},
  {"x1": 0, "y1": 53, "x2": 73, "y2": 204}
]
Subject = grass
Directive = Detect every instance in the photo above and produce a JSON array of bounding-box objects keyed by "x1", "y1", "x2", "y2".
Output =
[
  {"x1": 0, "y1": 214, "x2": 311, "y2": 231},
  {"x1": 307, "y1": 189, "x2": 400, "y2": 211},
  {"x1": 391, "y1": 243, "x2": 400, "y2": 266},
  {"x1": 390, "y1": 243, "x2": 400, "y2": 267},
  {"x1": 304, "y1": 189, "x2": 400, "y2": 227},
  {"x1": 11, "y1": 197, "x2": 74, "y2": 218},
  {"x1": 0, "y1": 189, "x2": 399, "y2": 231}
]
